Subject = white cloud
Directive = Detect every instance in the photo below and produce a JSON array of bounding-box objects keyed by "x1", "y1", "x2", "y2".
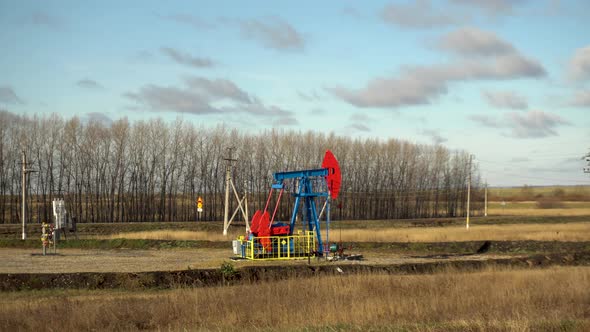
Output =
[
  {"x1": 341, "y1": 7, "x2": 363, "y2": 19},
  {"x1": 125, "y1": 84, "x2": 216, "y2": 114},
  {"x1": 160, "y1": 14, "x2": 215, "y2": 29},
  {"x1": 421, "y1": 129, "x2": 448, "y2": 145},
  {"x1": 567, "y1": 46, "x2": 590, "y2": 82},
  {"x1": 328, "y1": 74, "x2": 447, "y2": 108},
  {"x1": 273, "y1": 116, "x2": 299, "y2": 126},
  {"x1": 350, "y1": 113, "x2": 371, "y2": 122},
  {"x1": 328, "y1": 28, "x2": 545, "y2": 109},
  {"x1": 24, "y1": 11, "x2": 64, "y2": 30},
  {"x1": 482, "y1": 90, "x2": 528, "y2": 109},
  {"x1": 381, "y1": 0, "x2": 457, "y2": 29},
  {"x1": 507, "y1": 110, "x2": 569, "y2": 138},
  {"x1": 239, "y1": 17, "x2": 304, "y2": 51},
  {"x1": 161, "y1": 14, "x2": 304, "y2": 53},
  {"x1": 76, "y1": 79, "x2": 104, "y2": 90},
  {"x1": 344, "y1": 113, "x2": 373, "y2": 132},
  {"x1": 130, "y1": 50, "x2": 154, "y2": 63},
  {"x1": 470, "y1": 110, "x2": 570, "y2": 138},
  {"x1": 0, "y1": 86, "x2": 24, "y2": 104},
  {"x1": 184, "y1": 77, "x2": 251, "y2": 103},
  {"x1": 469, "y1": 114, "x2": 502, "y2": 128},
  {"x1": 308, "y1": 108, "x2": 327, "y2": 116},
  {"x1": 161, "y1": 47, "x2": 214, "y2": 68},
  {"x1": 83, "y1": 112, "x2": 112, "y2": 125},
  {"x1": 124, "y1": 76, "x2": 297, "y2": 125},
  {"x1": 350, "y1": 123, "x2": 370, "y2": 132},
  {"x1": 297, "y1": 90, "x2": 322, "y2": 101},
  {"x1": 438, "y1": 27, "x2": 515, "y2": 56},
  {"x1": 328, "y1": 55, "x2": 544, "y2": 108},
  {"x1": 569, "y1": 90, "x2": 590, "y2": 107},
  {"x1": 450, "y1": 0, "x2": 528, "y2": 16}
]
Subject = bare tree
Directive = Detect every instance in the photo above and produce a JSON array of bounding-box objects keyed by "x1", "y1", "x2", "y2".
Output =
[{"x1": 0, "y1": 112, "x2": 482, "y2": 224}]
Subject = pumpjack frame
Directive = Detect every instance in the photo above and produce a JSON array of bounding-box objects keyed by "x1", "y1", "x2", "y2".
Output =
[{"x1": 233, "y1": 150, "x2": 341, "y2": 260}]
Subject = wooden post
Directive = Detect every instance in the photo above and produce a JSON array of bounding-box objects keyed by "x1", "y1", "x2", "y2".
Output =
[
  {"x1": 223, "y1": 147, "x2": 237, "y2": 236},
  {"x1": 484, "y1": 183, "x2": 488, "y2": 217}
]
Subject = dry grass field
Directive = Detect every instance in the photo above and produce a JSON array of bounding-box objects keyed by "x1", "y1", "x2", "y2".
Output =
[
  {"x1": 2, "y1": 185, "x2": 589, "y2": 331},
  {"x1": 487, "y1": 185, "x2": 590, "y2": 201},
  {"x1": 487, "y1": 201, "x2": 590, "y2": 216},
  {"x1": 0, "y1": 246, "x2": 520, "y2": 274},
  {"x1": 489, "y1": 207, "x2": 590, "y2": 216},
  {"x1": 2, "y1": 266, "x2": 589, "y2": 331},
  {"x1": 0, "y1": 248, "x2": 232, "y2": 273},
  {"x1": 103, "y1": 222, "x2": 590, "y2": 243},
  {"x1": 332, "y1": 222, "x2": 590, "y2": 242},
  {"x1": 101, "y1": 229, "x2": 243, "y2": 242}
]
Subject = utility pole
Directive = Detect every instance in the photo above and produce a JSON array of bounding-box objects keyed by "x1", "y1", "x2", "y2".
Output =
[
  {"x1": 466, "y1": 154, "x2": 473, "y2": 229},
  {"x1": 484, "y1": 182, "x2": 488, "y2": 217},
  {"x1": 21, "y1": 151, "x2": 36, "y2": 240},
  {"x1": 223, "y1": 147, "x2": 237, "y2": 236},
  {"x1": 221, "y1": 148, "x2": 250, "y2": 236},
  {"x1": 243, "y1": 179, "x2": 249, "y2": 232}
]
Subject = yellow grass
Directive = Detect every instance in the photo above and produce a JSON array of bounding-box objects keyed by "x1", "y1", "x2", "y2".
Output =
[
  {"x1": 489, "y1": 208, "x2": 590, "y2": 216},
  {"x1": 102, "y1": 230, "x2": 242, "y2": 242},
  {"x1": 105, "y1": 222, "x2": 590, "y2": 243},
  {"x1": 0, "y1": 248, "x2": 233, "y2": 273},
  {"x1": 2, "y1": 266, "x2": 589, "y2": 331},
  {"x1": 332, "y1": 222, "x2": 590, "y2": 242},
  {"x1": 488, "y1": 185, "x2": 590, "y2": 201},
  {"x1": 488, "y1": 201, "x2": 590, "y2": 216},
  {"x1": 487, "y1": 201, "x2": 590, "y2": 216}
]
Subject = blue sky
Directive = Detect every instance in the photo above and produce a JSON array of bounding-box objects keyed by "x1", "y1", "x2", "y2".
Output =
[{"x1": 1, "y1": 0, "x2": 589, "y2": 186}]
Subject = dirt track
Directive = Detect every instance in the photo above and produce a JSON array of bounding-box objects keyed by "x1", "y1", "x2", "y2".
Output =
[
  {"x1": 0, "y1": 248, "x2": 230, "y2": 273},
  {"x1": 0, "y1": 247, "x2": 516, "y2": 273},
  {"x1": 2, "y1": 239, "x2": 589, "y2": 292},
  {"x1": 1, "y1": 251, "x2": 589, "y2": 291}
]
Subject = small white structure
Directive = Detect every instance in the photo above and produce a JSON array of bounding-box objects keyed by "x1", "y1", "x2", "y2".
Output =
[
  {"x1": 52, "y1": 199, "x2": 68, "y2": 230},
  {"x1": 232, "y1": 240, "x2": 240, "y2": 255}
]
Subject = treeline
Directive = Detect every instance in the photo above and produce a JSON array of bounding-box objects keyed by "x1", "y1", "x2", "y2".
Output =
[{"x1": 0, "y1": 111, "x2": 482, "y2": 224}]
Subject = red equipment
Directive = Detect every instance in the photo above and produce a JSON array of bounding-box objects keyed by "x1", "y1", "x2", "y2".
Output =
[
  {"x1": 322, "y1": 150, "x2": 342, "y2": 199},
  {"x1": 248, "y1": 150, "x2": 341, "y2": 253}
]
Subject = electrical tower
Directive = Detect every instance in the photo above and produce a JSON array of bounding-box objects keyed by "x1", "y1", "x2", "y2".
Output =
[
  {"x1": 484, "y1": 182, "x2": 488, "y2": 217},
  {"x1": 466, "y1": 154, "x2": 473, "y2": 229},
  {"x1": 21, "y1": 151, "x2": 37, "y2": 240},
  {"x1": 222, "y1": 147, "x2": 249, "y2": 236}
]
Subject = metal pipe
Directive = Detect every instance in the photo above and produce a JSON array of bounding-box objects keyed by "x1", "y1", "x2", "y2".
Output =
[
  {"x1": 270, "y1": 188, "x2": 284, "y2": 225},
  {"x1": 22, "y1": 151, "x2": 26, "y2": 240},
  {"x1": 223, "y1": 163, "x2": 230, "y2": 236},
  {"x1": 263, "y1": 187, "x2": 273, "y2": 213}
]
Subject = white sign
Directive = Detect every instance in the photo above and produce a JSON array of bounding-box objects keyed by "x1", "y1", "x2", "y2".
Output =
[{"x1": 52, "y1": 199, "x2": 67, "y2": 229}]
